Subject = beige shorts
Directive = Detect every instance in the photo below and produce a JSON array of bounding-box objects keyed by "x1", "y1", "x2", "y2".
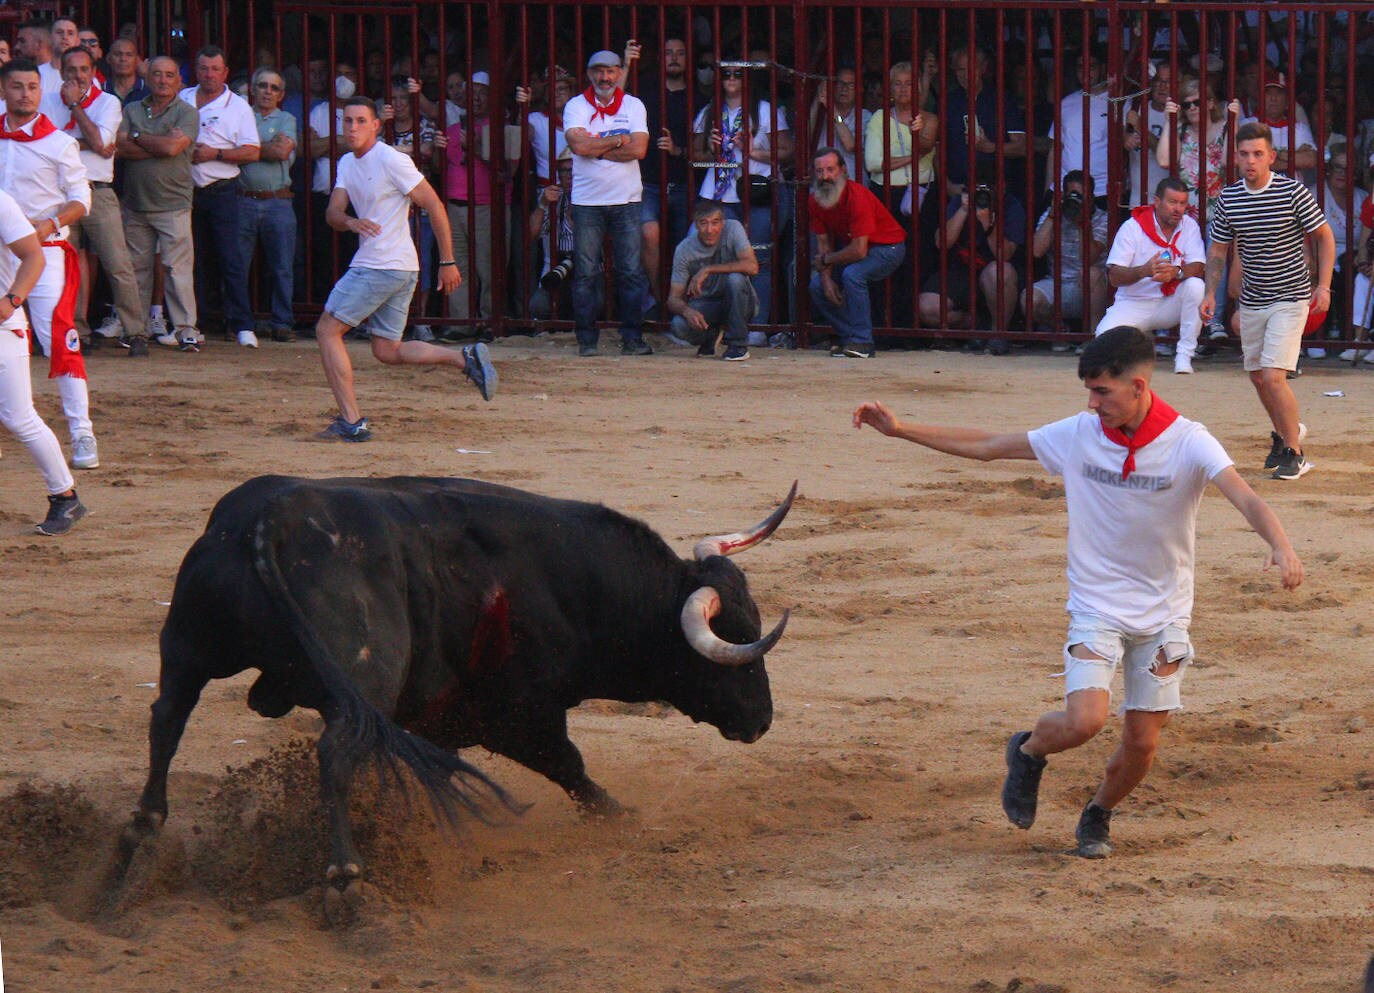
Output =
[{"x1": 1239, "y1": 299, "x2": 1307, "y2": 372}]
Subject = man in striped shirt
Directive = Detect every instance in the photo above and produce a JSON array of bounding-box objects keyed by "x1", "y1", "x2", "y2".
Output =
[{"x1": 1201, "y1": 122, "x2": 1333, "y2": 481}]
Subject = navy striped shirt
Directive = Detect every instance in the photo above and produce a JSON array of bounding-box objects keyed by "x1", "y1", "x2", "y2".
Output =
[{"x1": 1210, "y1": 173, "x2": 1327, "y2": 307}]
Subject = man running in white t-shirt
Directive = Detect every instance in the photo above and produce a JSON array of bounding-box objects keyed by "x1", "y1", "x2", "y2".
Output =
[
  {"x1": 853, "y1": 327, "x2": 1303, "y2": 859},
  {"x1": 313, "y1": 96, "x2": 495, "y2": 442}
]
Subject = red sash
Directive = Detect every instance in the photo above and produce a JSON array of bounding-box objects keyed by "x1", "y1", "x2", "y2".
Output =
[
  {"x1": 62, "y1": 84, "x2": 104, "y2": 130},
  {"x1": 40, "y1": 240, "x2": 85, "y2": 380},
  {"x1": 1131, "y1": 204, "x2": 1184, "y2": 297},
  {"x1": 0, "y1": 113, "x2": 58, "y2": 142},
  {"x1": 583, "y1": 87, "x2": 625, "y2": 127},
  {"x1": 1100, "y1": 391, "x2": 1178, "y2": 481}
]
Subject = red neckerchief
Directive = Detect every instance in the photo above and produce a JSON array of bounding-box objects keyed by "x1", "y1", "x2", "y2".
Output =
[
  {"x1": 1131, "y1": 204, "x2": 1184, "y2": 297},
  {"x1": 1260, "y1": 116, "x2": 1290, "y2": 129},
  {"x1": 1100, "y1": 391, "x2": 1179, "y2": 481},
  {"x1": 583, "y1": 86, "x2": 625, "y2": 126},
  {"x1": 62, "y1": 83, "x2": 103, "y2": 129},
  {"x1": 0, "y1": 113, "x2": 57, "y2": 142}
]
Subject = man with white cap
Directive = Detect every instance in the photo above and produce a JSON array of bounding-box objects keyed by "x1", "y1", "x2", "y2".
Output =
[{"x1": 561, "y1": 48, "x2": 652, "y2": 356}]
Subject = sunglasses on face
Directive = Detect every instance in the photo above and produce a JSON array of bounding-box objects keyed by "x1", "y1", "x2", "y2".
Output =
[
  {"x1": 721, "y1": 70, "x2": 744, "y2": 79},
  {"x1": 1181, "y1": 99, "x2": 1201, "y2": 109},
  {"x1": 256, "y1": 81, "x2": 283, "y2": 91}
]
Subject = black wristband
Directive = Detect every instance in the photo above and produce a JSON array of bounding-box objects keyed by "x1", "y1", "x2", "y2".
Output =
[{"x1": 438, "y1": 260, "x2": 458, "y2": 267}]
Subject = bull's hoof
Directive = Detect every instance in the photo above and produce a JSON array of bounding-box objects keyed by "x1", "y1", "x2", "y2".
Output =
[
  {"x1": 577, "y1": 793, "x2": 628, "y2": 822},
  {"x1": 119, "y1": 809, "x2": 165, "y2": 858},
  {"x1": 323, "y1": 863, "x2": 365, "y2": 926}
]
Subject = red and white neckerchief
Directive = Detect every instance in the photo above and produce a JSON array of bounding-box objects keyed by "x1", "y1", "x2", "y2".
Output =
[
  {"x1": 583, "y1": 86, "x2": 625, "y2": 127},
  {"x1": 0, "y1": 113, "x2": 58, "y2": 142},
  {"x1": 1131, "y1": 204, "x2": 1184, "y2": 297},
  {"x1": 1100, "y1": 391, "x2": 1179, "y2": 481},
  {"x1": 61, "y1": 82, "x2": 104, "y2": 130}
]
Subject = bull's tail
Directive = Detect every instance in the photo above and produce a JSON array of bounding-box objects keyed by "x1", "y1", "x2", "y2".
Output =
[{"x1": 251, "y1": 509, "x2": 525, "y2": 828}]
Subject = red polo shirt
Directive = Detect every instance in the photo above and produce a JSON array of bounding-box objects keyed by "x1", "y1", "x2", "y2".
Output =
[{"x1": 809, "y1": 181, "x2": 906, "y2": 246}]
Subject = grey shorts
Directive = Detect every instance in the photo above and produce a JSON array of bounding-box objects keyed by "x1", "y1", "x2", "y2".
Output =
[
  {"x1": 1062, "y1": 612, "x2": 1193, "y2": 713},
  {"x1": 324, "y1": 267, "x2": 419, "y2": 341}
]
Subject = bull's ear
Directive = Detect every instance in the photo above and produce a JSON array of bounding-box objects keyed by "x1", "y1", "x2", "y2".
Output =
[{"x1": 692, "y1": 480, "x2": 797, "y2": 560}]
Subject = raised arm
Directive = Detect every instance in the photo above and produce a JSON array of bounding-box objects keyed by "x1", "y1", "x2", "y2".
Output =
[{"x1": 852, "y1": 400, "x2": 1036, "y2": 461}]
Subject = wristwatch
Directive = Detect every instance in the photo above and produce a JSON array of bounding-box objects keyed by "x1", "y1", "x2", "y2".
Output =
[
  {"x1": 216, "y1": 148, "x2": 224, "y2": 161},
  {"x1": 6, "y1": 292, "x2": 23, "y2": 308}
]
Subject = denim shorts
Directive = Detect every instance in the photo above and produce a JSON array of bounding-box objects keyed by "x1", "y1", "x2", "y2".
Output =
[
  {"x1": 1061, "y1": 612, "x2": 1193, "y2": 713},
  {"x1": 324, "y1": 267, "x2": 419, "y2": 341}
]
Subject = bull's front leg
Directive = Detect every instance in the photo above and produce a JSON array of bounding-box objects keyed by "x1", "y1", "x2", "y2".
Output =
[{"x1": 488, "y1": 714, "x2": 624, "y2": 818}]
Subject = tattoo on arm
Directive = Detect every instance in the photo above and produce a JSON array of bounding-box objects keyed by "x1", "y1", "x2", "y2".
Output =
[{"x1": 1204, "y1": 251, "x2": 1226, "y2": 294}]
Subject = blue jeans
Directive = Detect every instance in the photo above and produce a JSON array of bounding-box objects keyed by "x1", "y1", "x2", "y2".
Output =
[
  {"x1": 669, "y1": 272, "x2": 753, "y2": 346},
  {"x1": 808, "y1": 242, "x2": 905, "y2": 347},
  {"x1": 237, "y1": 195, "x2": 296, "y2": 329},
  {"x1": 192, "y1": 179, "x2": 254, "y2": 333},
  {"x1": 571, "y1": 202, "x2": 647, "y2": 347},
  {"x1": 724, "y1": 196, "x2": 792, "y2": 325}
]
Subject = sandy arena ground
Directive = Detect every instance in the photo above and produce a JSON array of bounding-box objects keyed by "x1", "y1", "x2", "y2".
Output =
[{"x1": 1, "y1": 332, "x2": 1372, "y2": 993}]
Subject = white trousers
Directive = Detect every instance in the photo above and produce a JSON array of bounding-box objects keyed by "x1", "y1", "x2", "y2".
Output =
[
  {"x1": 27, "y1": 242, "x2": 91, "y2": 441},
  {"x1": 0, "y1": 322, "x2": 74, "y2": 495},
  {"x1": 1094, "y1": 277, "x2": 1205, "y2": 358}
]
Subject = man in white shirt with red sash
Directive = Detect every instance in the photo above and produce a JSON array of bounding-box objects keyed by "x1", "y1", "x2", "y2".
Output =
[
  {"x1": 44, "y1": 44, "x2": 147, "y2": 355},
  {"x1": 1095, "y1": 177, "x2": 1206, "y2": 374},
  {"x1": 853, "y1": 327, "x2": 1302, "y2": 860},
  {"x1": 0, "y1": 58, "x2": 94, "y2": 469}
]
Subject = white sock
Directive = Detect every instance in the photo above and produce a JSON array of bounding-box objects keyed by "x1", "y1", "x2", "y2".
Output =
[{"x1": 150, "y1": 305, "x2": 163, "y2": 319}]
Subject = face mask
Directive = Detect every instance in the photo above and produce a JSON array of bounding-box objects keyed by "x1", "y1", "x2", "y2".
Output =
[
  {"x1": 697, "y1": 67, "x2": 714, "y2": 87},
  {"x1": 335, "y1": 75, "x2": 355, "y2": 99}
]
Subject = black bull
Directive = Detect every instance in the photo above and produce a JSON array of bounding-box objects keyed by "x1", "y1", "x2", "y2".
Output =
[{"x1": 126, "y1": 475, "x2": 794, "y2": 897}]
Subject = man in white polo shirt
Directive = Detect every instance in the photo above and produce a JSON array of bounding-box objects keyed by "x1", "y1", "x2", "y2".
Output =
[
  {"x1": 1095, "y1": 177, "x2": 1206, "y2": 374},
  {"x1": 13, "y1": 21, "x2": 62, "y2": 96},
  {"x1": 0, "y1": 58, "x2": 95, "y2": 469},
  {"x1": 313, "y1": 96, "x2": 495, "y2": 443},
  {"x1": 45, "y1": 44, "x2": 147, "y2": 355},
  {"x1": 179, "y1": 45, "x2": 259, "y2": 348},
  {"x1": 562, "y1": 49, "x2": 652, "y2": 357}
]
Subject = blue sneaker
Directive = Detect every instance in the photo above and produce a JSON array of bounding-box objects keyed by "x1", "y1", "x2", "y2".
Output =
[
  {"x1": 461, "y1": 342, "x2": 497, "y2": 401},
  {"x1": 317, "y1": 415, "x2": 372, "y2": 442}
]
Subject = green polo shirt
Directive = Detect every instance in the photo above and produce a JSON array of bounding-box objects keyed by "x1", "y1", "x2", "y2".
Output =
[
  {"x1": 239, "y1": 108, "x2": 297, "y2": 192},
  {"x1": 120, "y1": 96, "x2": 199, "y2": 212}
]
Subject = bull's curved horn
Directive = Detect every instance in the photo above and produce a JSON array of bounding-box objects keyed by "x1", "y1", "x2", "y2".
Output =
[
  {"x1": 680, "y1": 586, "x2": 790, "y2": 667},
  {"x1": 693, "y1": 480, "x2": 798, "y2": 561}
]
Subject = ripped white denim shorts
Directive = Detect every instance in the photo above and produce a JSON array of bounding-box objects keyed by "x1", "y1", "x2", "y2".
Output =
[{"x1": 1061, "y1": 612, "x2": 1193, "y2": 713}]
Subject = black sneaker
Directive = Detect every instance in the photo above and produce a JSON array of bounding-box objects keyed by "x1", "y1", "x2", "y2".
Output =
[
  {"x1": 461, "y1": 342, "x2": 497, "y2": 401},
  {"x1": 722, "y1": 345, "x2": 750, "y2": 361},
  {"x1": 986, "y1": 338, "x2": 1011, "y2": 356},
  {"x1": 36, "y1": 491, "x2": 87, "y2": 536},
  {"x1": 1263, "y1": 423, "x2": 1307, "y2": 470},
  {"x1": 621, "y1": 339, "x2": 654, "y2": 356},
  {"x1": 316, "y1": 415, "x2": 372, "y2": 442},
  {"x1": 128, "y1": 336, "x2": 149, "y2": 357},
  {"x1": 697, "y1": 338, "x2": 716, "y2": 357},
  {"x1": 1075, "y1": 802, "x2": 1113, "y2": 859},
  {"x1": 1001, "y1": 731, "x2": 1047, "y2": 829},
  {"x1": 1272, "y1": 447, "x2": 1312, "y2": 480}
]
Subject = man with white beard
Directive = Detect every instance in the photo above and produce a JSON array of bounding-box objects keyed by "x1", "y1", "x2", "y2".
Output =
[{"x1": 807, "y1": 147, "x2": 906, "y2": 358}]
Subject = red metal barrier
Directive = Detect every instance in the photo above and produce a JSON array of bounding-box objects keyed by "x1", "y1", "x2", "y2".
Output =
[{"x1": 30, "y1": 1, "x2": 1374, "y2": 350}]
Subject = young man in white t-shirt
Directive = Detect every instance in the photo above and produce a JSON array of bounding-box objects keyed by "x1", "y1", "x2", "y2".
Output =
[
  {"x1": 853, "y1": 327, "x2": 1303, "y2": 859},
  {"x1": 313, "y1": 97, "x2": 495, "y2": 442},
  {"x1": 0, "y1": 187, "x2": 87, "y2": 534}
]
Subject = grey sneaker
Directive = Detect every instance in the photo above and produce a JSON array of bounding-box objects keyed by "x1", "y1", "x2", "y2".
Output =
[
  {"x1": 461, "y1": 342, "x2": 497, "y2": 401},
  {"x1": 1263, "y1": 423, "x2": 1306, "y2": 471},
  {"x1": 1075, "y1": 802, "x2": 1113, "y2": 858},
  {"x1": 577, "y1": 343, "x2": 599, "y2": 357},
  {"x1": 71, "y1": 434, "x2": 99, "y2": 469},
  {"x1": 316, "y1": 415, "x2": 372, "y2": 442},
  {"x1": 621, "y1": 339, "x2": 654, "y2": 356},
  {"x1": 1272, "y1": 447, "x2": 1313, "y2": 480},
  {"x1": 93, "y1": 313, "x2": 123, "y2": 339},
  {"x1": 1001, "y1": 731, "x2": 1046, "y2": 829},
  {"x1": 412, "y1": 324, "x2": 435, "y2": 342},
  {"x1": 148, "y1": 314, "x2": 170, "y2": 342},
  {"x1": 36, "y1": 491, "x2": 87, "y2": 536}
]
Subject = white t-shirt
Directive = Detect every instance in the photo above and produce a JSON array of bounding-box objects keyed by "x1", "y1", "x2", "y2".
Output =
[
  {"x1": 1127, "y1": 102, "x2": 1170, "y2": 205},
  {"x1": 692, "y1": 100, "x2": 786, "y2": 203},
  {"x1": 1028, "y1": 410, "x2": 1234, "y2": 635},
  {"x1": 1105, "y1": 212, "x2": 1206, "y2": 303},
  {"x1": 562, "y1": 90, "x2": 648, "y2": 206},
  {"x1": 1049, "y1": 88, "x2": 1110, "y2": 190},
  {"x1": 527, "y1": 110, "x2": 566, "y2": 183},
  {"x1": 0, "y1": 188, "x2": 33, "y2": 332},
  {"x1": 38, "y1": 63, "x2": 62, "y2": 98},
  {"x1": 178, "y1": 85, "x2": 260, "y2": 187},
  {"x1": 334, "y1": 139, "x2": 424, "y2": 271},
  {"x1": 307, "y1": 102, "x2": 344, "y2": 194},
  {"x1": 41, "y1": 88, "x2": 123, "y2": 184}
]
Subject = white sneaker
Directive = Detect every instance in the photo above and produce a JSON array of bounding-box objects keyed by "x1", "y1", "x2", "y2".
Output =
[
  {"x1": 1174, "y1": 355, "x2": 1194, "y2": 374},
  {"x1": 93, "y1": 314, "x2": 123, "y2": 338},
  {"x1": 1364, "y1": 351, "x2": 1374, "y2": 365},
  {"x1": 71, "y1": 433, "x2": 98, "y2": 470},
  {"x1": 1339, "y1": 348, "x2": 1358, "y2": 361},
  {"x1": 236, "y1": 329, "x2": 260, "y2": 348},
  {"x1": 1306, "y1": 346, "x2": 1327, "y2": 359},
  {"x1": 148, "y1": 314, "x2": 168, "y2": 340}
]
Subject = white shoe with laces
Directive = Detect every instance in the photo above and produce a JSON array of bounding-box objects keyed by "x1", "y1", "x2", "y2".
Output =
[
  {"x1": 237, "y1": 329, "x2": 260, "y2": 349},
  {"x1": 71, "y1": 433, "x2": 98, "y2": 469},
  {"x1": 93, "y1": 314, "x2": 123, "y2": 339}
]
